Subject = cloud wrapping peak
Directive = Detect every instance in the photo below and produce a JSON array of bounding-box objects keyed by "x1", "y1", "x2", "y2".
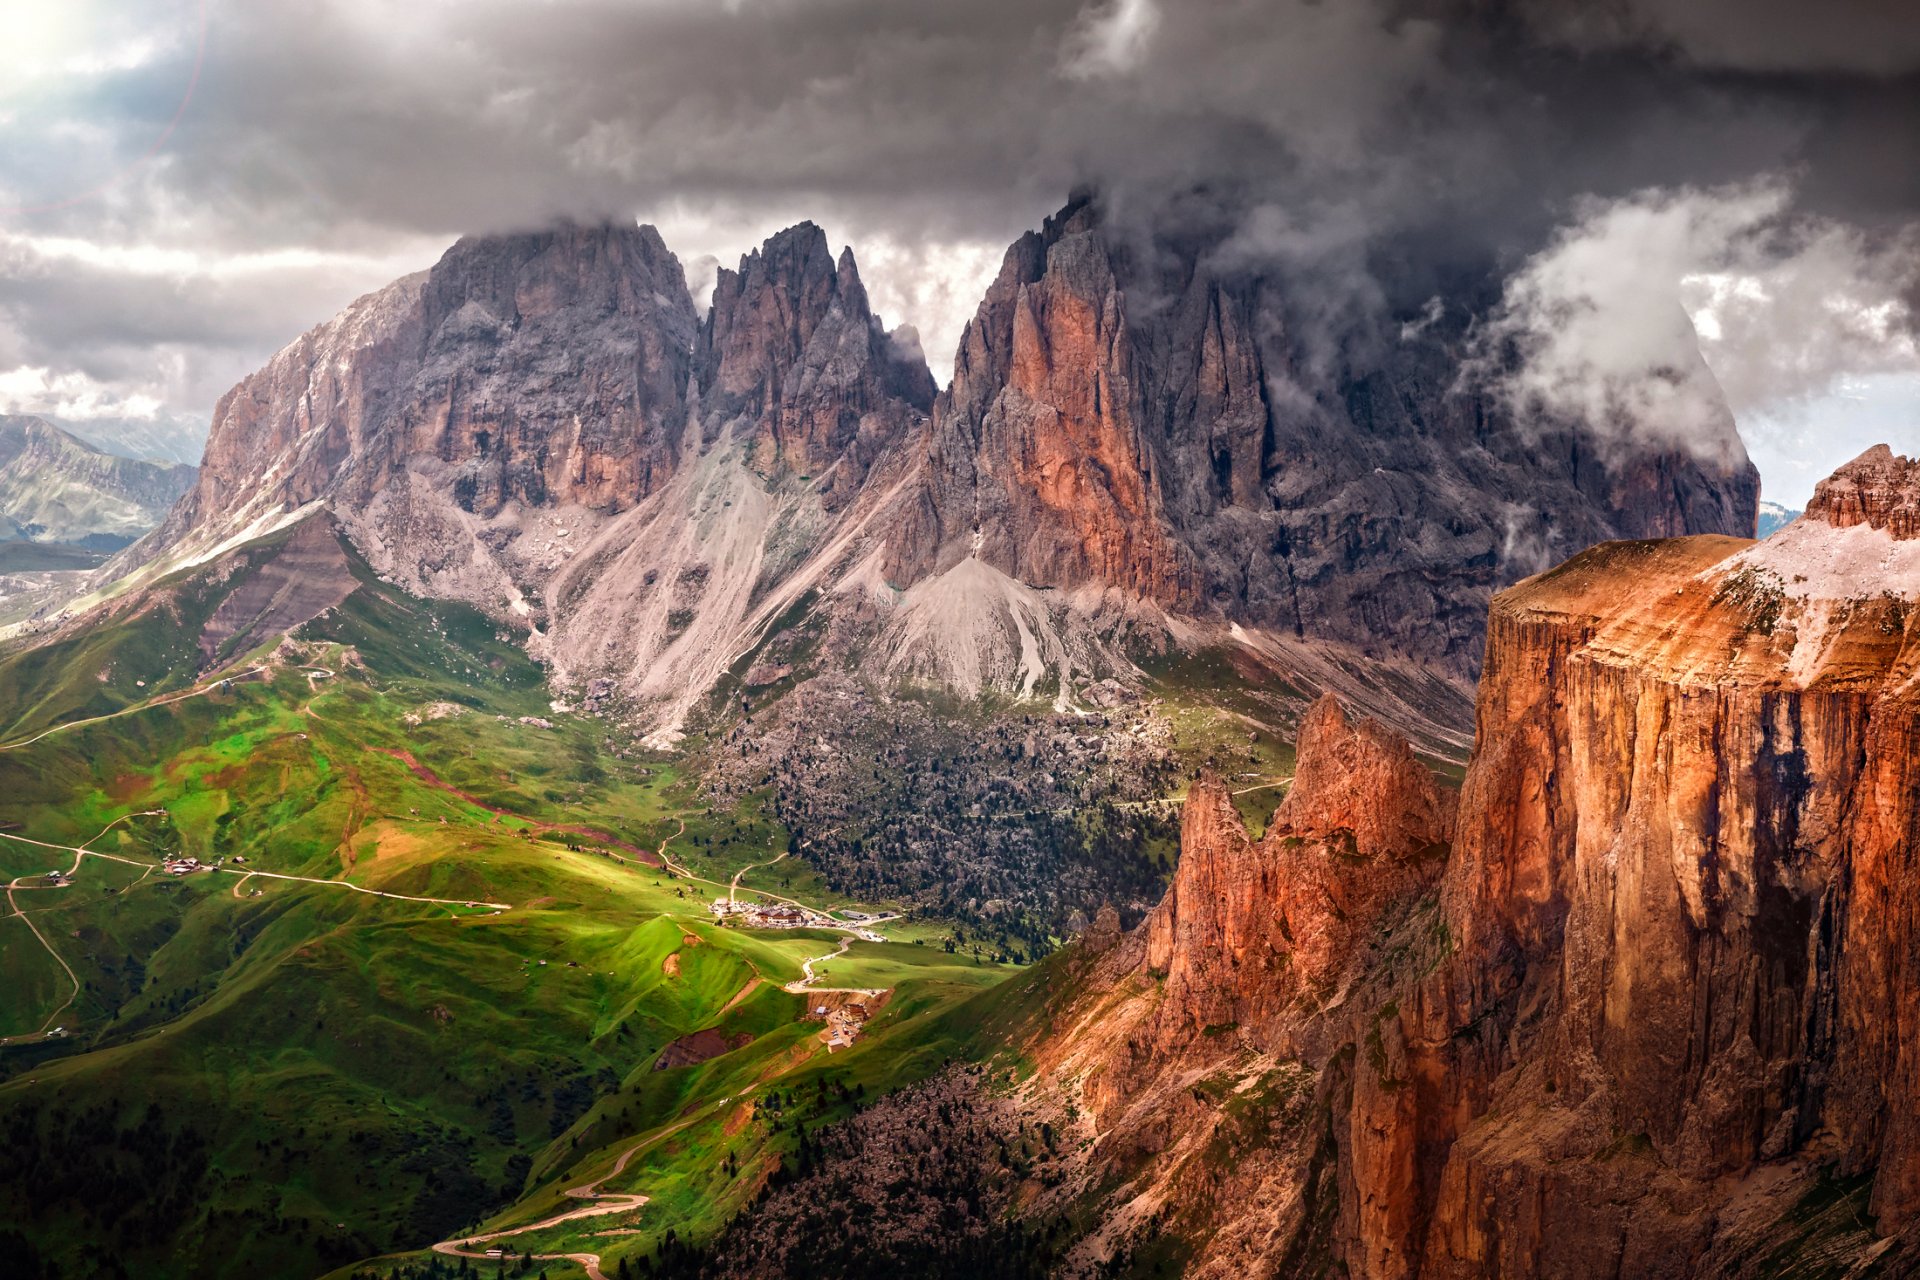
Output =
[
  {"x1": 1479, "y1": 180, "x2": 1918, "y2": 467},
  {"x1": 0, "y1": 0, "x2": 1910, "y2": 489}
]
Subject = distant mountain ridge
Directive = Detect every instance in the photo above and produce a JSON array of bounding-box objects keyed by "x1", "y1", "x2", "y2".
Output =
[
  {"x1": 1757, "y1": 498, "x2": 1802, "y2": 537},
  {"x1": 0, "y1": 414, "x2": 195, "y2": 549},
  {"x1": 53, "y1": 412, "x2": 208, "y2": 467},
  {"x1": 98, "y1": 197, "x2": 1758, "y2": 743}
]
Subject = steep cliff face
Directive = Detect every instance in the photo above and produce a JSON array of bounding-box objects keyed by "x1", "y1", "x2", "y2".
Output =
[
  {"x1": 998, "y1": 696, "x2": 1459, "y2": 1277},
  {"x1": 1359, "y1": 444, "x2": 1920, "y2": 1277},
  {"x1": 883, "y1": 199, "x2": 1199, "y2": 609},
  {"x1": 881, "y1": 194, "x2": 1759, "y2": 682},
  {"x1": 995, "y1": 448, "x2": 1916, "y2": 1279},
  {"x1": 144, "y1": 221, "x2": 701, "y2": 613},
  {"x1": 1143, "y1": 697, "x2": 1455, "y2": 1050}
]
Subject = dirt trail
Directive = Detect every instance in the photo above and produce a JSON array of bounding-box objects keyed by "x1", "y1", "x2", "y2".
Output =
[
  {"x1": 784, "y1": 935, "x2": 885, "y2": 997},
  {"x1": 0, "y1": 812, "x2": 165, "y2": 1044},
  {"x1": 728, "y1": 848, "x2": 788, "y2": 903},
  {"x1": 369, "y1": 747, "x2": 664, "y2": 866},
  {"x1": 0, "y1": 666, "x2": 270, "y2": 753}
]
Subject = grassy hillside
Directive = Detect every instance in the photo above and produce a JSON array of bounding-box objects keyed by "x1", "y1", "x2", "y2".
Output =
[{"x1": 0, "y1": 551, "x2": 1019, "y2": 1280}]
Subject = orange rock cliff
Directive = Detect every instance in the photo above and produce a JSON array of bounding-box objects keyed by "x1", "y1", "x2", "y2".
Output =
[{"x1": 1025, "y1": 445, "x2": 1920, "y2": 1278}]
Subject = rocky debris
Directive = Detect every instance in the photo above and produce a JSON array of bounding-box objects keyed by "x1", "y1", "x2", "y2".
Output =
[
  {"x1": 742, "y1": 661, "x2": 793, "y2": 688},
  {"x1": 515, "y1": 715, "x2": 556, "y2": 730},
  {"x1": 1079, "y1": 677, "x2": 1137, "y2": 709},
  {"x1": 195, "y1": 516, "x2": 358, "y2": 666},
  {"x1": 401, "y1": 701, "x2": 468, "y2": 727},
  {"x1": 651, "y1": 1027, "x2": 753, "y2": 1072},
  {"x1": 578, "y1": 677, "x2": 617, "y2": 712}
]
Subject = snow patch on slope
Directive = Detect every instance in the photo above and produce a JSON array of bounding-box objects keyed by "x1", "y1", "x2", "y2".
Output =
[{"x1": 1713, "y1": 518, "x2": 1920, "y2": 602}]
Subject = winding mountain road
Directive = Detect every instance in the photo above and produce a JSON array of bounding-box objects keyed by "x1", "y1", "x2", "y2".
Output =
[
  {"x1": 0, "y1": 814, "x2": 508, "y2": 1047},
  {"x1": 431, "y1": 1113, "x2": 717, "y2": 1278}
]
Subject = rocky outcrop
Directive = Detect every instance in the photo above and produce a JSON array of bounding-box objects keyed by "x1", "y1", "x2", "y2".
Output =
[
  {"x1": 993, "y1": 697, "x2": 1459, "y2": 1276},
  {"x1": 0, "y1": 415, "x2": 194, "y2": 548},
  {"x1": 1143, "y1": 696, "x2": 1454, "y2": 1048},
  {"x1": 195, "y1": 516, "x2": 359, "y2": 665},
  {"x1": 696, "y1": 222, "x2": 934, "y2": 504},
  {"x1": 883, "y1": 198, "x2": 1199, "y2": 609},
  {"x1": 1803, "y1": 442, "x2": 1920, "y2": 536}
]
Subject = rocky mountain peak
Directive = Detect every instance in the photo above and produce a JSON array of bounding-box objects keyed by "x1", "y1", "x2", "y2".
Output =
[
  {"x1": 1142, "y1": 699, "x2": 1453, "y2": 1047},
  {"x1": 423, "y1": 220, "x2": 694, "y2": 330},
  {"x1": 1270, "y1": 693, "x2": 1458, "y2": 857},
  {"x1": 700, "y1": 221, "x2": 842, "y2": 407},
  {"x1": 695, "y1": 222, "x2": 933, "y2": 491},
  {"x1": 1804, "y1": 443, "x2": 1920, "y2": 538},
  {"x1": 882, "y1": 190, "x2": 1758, "y2": 689}
]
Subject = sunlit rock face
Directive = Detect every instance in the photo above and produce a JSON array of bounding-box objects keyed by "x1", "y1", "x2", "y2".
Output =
[
  {"x1": 1000, "y1": 449, "x2": 1917, "y2": 1279},
  {"x1": 1144, "y1": 696, "x2": 1455, "y2": 1051},
  {"x1": 1364, "y1": 444, "x2": 1920, "y2": 1277}
]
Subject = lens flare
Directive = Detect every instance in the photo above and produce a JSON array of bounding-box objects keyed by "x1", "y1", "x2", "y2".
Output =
[{"x1": 0, "y1": 0, "x2": 208, "y2": 215}]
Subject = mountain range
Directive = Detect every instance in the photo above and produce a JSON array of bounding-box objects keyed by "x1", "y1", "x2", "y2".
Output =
[
  {"x1": 100, "y1": 197, "x2": 1757, "y2": 751},
  {"x1": 55, "y1": 413, "x2": 209, "y2": 469},
  {"x1": 0, "y1": 415, "x2": 195, "y2": 553},
  {"x1": 7, "y1": 194, "x2": 1913, "y2": 1280}
]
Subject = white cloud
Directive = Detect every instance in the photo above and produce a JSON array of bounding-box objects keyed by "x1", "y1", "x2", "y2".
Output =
[
  {"x1": 1740, "y1": 372, "x2": 1920, "y2": 508},
  {"x1": 1061, "y1": 0, "x2": 1162, "y2": 80},
  {"x1": 0, "y1": 364, "x2": 165, "y2": 420},
  {"x1": 845, "y1": 234, "x2": 1004, "y2": 386},
  {"x1": 1480, "y1": 180, "x2": 1920, "y2": 471},
  {"x1": 646, "y1": 198, "x2": 1008, "y2": 384}
]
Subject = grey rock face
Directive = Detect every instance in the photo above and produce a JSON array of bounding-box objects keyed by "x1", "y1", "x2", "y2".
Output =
[
  {"x1": 695, "y1": 222, "x2": 935, "y2": 508},
  {"x1": 881, "y1": 194, "x2": 1760, "y2": 679}
]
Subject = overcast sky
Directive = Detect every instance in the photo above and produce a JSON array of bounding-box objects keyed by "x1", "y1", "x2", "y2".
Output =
[{"x1": 0, "y1": 0, "x2": 1914, "y2": 506}]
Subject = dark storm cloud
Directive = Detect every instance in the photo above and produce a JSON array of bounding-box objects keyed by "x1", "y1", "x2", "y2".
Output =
[
  {"x1": 0, "y1": 0, "x2": 1912, "y2": 471},
  {"x1": 1517, "y1": 0, "x2": 1920, "y2": 75}
]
